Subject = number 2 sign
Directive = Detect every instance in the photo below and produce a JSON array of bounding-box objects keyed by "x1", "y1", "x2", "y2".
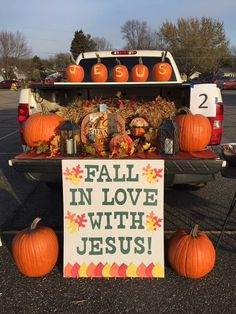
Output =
[{"x1": 190, "y1": 83, "x2": 217, "y2": 117}]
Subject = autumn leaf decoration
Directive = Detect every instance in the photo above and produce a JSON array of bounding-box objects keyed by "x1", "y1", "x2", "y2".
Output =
[
  {"x1": 146, "y1": 211, "x2": 163, "y2": 231},
  {"x1": 65, "y1": 210, "x2": 87, "y2": 233},
  {"x1": 63, "y1": 164, "x2": 84, "y2": 185},
  {"x1": 30, "y1": 135, "x2": 61, "y2": 157},
  {"x1": 143, "y1": 164, "x2": 163, "y2": 183}
]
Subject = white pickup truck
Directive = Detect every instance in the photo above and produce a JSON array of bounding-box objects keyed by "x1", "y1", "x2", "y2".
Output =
[{"x1": 9, "y1": 50, "x2": 224, "y2": 187}]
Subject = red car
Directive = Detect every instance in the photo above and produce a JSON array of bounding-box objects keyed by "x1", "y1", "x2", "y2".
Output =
[
  {"x1": 0, "y1": 79, "x2": 20, "y2": 89},
  {"x1": 223, "y1": 77, "x2": 236, "y2": 90}
]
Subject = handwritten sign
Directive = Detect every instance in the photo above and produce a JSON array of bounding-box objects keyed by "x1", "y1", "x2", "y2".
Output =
[
  {"x1": 190, "y1": 83, "x2": 217, "y2": 117},
  {"x1": 62, "y1": 159, "x2": 165, "y2": 278}
]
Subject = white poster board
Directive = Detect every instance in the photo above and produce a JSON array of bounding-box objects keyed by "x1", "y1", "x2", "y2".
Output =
[
  {"x1": 62, "y1": 159, "x2": 165, "y2": 278},
  {"x1": 190, "y1": 83, "x2": 218, "y2": 117}
]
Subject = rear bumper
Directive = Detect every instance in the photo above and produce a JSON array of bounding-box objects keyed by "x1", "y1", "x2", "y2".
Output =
[{"x1": 9, "y1": 156, "x2": 223, "y2": 185}]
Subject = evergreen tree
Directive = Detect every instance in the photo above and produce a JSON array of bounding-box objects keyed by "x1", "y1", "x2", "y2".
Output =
[{"x1": 70, "y1": 30, "x2": 96, "y2": 59}]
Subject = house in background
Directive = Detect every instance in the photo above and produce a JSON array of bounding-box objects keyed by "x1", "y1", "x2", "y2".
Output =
[{"x1": 219, "y1": 66, "x2": 236, "y2": 77}]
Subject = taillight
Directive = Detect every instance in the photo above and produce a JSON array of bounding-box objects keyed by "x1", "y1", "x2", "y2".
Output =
[
  {"x1": 111, "y1": 50, "x2": 137, "y2": 55},
  {"x1": 208, "y1": 102, "x2": 224, "y2": 145},
  {"x1": 18, "y1": 103, "x2": 29, "y2": 144}
]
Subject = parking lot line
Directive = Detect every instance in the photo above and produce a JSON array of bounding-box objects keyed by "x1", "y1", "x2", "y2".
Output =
[{"x1": 0, "y1": 130, "x2": 18, "y2": 141}]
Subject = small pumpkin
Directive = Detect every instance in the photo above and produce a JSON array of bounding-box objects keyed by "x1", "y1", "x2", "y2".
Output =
[
  {"x1": 168, "y1": 224, "x2": 216, "y2": 279},
  {"x1": 91, "y1": 54, "x2": 108, "y2": 82},
  {"x1": 112, "y1": 58, "x2": 129, "y2": 82},
  {"x1": 131, "y1": 57, "x2": 149, "y2": 82},
  {"x1": 175, "y1": 107, "x2": 212, "y2": 152},
  {"x1": 24, "y1": 106, "x2": 64, "y2": 147},
  {"x1": 12, "y1": 218, "x2": 59, "y2": 277},
  {"x1": 109, "y1": 133, "x2": 134, "y2": 157},
  {"x1": 66, "y1": 64, "x2": 84, "y2": 82},
  {"x1": 152, "y1": 51, "x2": 172, "y2": 82}
]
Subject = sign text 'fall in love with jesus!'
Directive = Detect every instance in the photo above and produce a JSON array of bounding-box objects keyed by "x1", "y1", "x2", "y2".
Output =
[{"x1": 62, "y1": 159, "x2": 164, "y2": 278}]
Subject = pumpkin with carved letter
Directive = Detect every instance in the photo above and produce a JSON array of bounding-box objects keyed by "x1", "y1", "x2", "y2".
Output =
[
  {"x1": 152, "y1": 51, "x2": 172, "y2": 81},
  {"x1": 66, "y1": 64, "x2": 84, "y2": 82},
  {"x1": 112, "y1": 58, "x2": 129, "y2": 82},
  {"x1": 91, "y1": 54, "x2": 108, "y2": 82},
  {"x1": 131, "y1": 57, "x2": 149, "y2": 82}
]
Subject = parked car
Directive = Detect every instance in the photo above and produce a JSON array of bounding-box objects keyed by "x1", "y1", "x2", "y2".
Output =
[
  {"x1": 0, "y1": 79, "x2": 20, "y2": 89},
  {"x1": 44, "y1": 71, "x2": 66, "y2": 84},
  {"x1": 214, "y1": 76, "x2": 236, "y2": 90},
  {"x1": 222, "y1": 77, "x2": 236, "y2": 90}
]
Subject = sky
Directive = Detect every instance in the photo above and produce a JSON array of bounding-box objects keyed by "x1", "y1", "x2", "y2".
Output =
[{"x1": 0, "y1": 0, "x2": 236, "y2": 58}]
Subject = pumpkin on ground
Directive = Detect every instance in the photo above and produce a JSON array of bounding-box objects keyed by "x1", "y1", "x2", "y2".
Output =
[
  {"x1": 91, "y1": 54, "x2": 108, "y2": 82},
  {"x1": 24, "y1": 108, "x2": 64, "y2": 147},
  {"x1": 66, "y1": 64, "x2": 84, "y2": 82},
  {"x1": 112, "y1": 58, "x2": 129, "y2": 82},
  {"x1": 12, "y1": 217, "x2": 59, "y2": 277},
  {"x1": 168, "y1": 224, "x2": 216, "y2": 279},
  {"x1": 109, "y1": 133, "x2": 134, "y2": 157},
  {"x1": 131, "y1": 57, "x2": 149, "y2": 82},
  {"x1": 175, "y1": 108, "x2": 212, "y2": 152},
  {"x1": 152, "y1": 51, "x2": 172, "y2": 82}
]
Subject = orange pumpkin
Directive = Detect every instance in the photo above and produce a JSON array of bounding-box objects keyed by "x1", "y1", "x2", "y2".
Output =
[
  {"x1": 24, "y1": 110, "x2": 64, "y2": 147},
  {"x1": 112, "y1": 58, "x2": 129, "y2": 82},
  {"x1": 152, "y1": 51, "x2": 172, "y2": 81},
  {"x1": 109, "y1": 133, "x2": 134, "y2": 157},
  {"x1": 91, "y1": 53, "x2": 108, "y2": 82},
  {"x1": 168, "y1": 224, "x2": 216, "y2": 279},
  {"x1": 131, "y1": 57, "x2": 149, "y2": 82},
  {"x1": 12, "y1": 218, "x2": 59, "y2": 277},
  {"x1": 66, "y1": 64, "x2": 84, "y2": 82},
  {"x1": 175, "y1": 110, "x2": 212, "y2": 152}
]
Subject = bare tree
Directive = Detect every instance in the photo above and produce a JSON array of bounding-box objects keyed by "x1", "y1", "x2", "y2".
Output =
[
  {"x1": 0, "y1": 31, "x2": 31, "y2": 79},
  {"x1": 49, "y1": 53, "x2": 71, "y2": 71},
  {"x1": 93, "y1": 37, "x2": 112, "y2": 51},
  {"x1": 121, "y1": 20, "x2": 159, "y2": 50}
]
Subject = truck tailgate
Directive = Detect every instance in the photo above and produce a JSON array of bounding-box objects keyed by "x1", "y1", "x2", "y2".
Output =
[{"x1": 9, "y1": 150, "x2": 223, "y2": 176}]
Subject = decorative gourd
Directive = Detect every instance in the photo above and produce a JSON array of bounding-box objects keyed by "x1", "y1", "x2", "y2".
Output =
[
  {"x1": 152, "y1": 51, "x2": 172, "y2": 82},
  {"x1": 66, "y1": 64, "x2": 84, "y2": 82},
  {"x1": 131, "y1": 57, "x2": 149, "y2": 82},
  {"x1": 24, "y1": 106, "x2": 64, "y2": 147},
  {"x1": 112, "y1": 58, "x2": 129, "y2": 82},
  {"x1": 12, "y1": 218, "x2": 59, "y2": 277},
  {"x1": 175, "y1": 107, "x2": 212, "y2": 152},
  {"x1": 168, "y1": 224, "x2": 216, "y2": 279},
  {"x1": 91, "y1": 54, "x2": 108, "y2": 82},
  {"x1": 109, "y1": 133, "x2": 134, "y2": 157}
]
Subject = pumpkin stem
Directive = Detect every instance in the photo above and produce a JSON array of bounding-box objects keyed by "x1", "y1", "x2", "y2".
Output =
[
  {"x1": 116, "y1": 58, "x2": 121, "y2": 65},
  {"x1": 161, "y1": 51, "x2": 167, "y2": 62},
  {"x1": 40, "y1": 103, "x2": 48, "y2": 115},
  {"x1": 96, "y1": 53, "x2": 101, "y2": 63},
  {"x1": 138, "y1": 57, "x2": 143, "y2": 65},
  {"x1": 190, "y1": 224, "x2": 199, "y2": 237},
  {"x1": 30, "y1": 217, "x2": 42, "y2": 230},
  {"x1": 175, "y1": 106, "x2": 192, "y2": 116}
]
